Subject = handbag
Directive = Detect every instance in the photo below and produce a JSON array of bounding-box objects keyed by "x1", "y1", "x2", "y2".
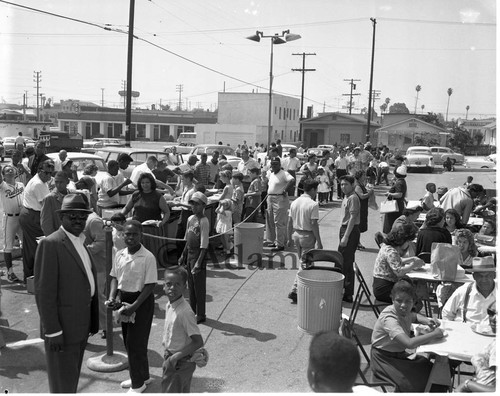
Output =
[
  {"x1": 379, "y1": 199, "x2": 398, "y2": 214},
  {"x1": 430, "y1": 242, "x2": 462, "y2": 281}
]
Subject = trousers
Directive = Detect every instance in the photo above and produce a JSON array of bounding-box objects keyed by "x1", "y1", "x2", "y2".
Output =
[
  {"x1": 121, "y1": 291, "x2": 155, "y2": 389},
  {"x1": 265, "y1": 194, "x2": 289, "y2": 247},
  {"x1": 338, "y1": 225, "x2": 360, "y2": 298},
  {"x1": 19, "y1": 207, "x2": 43, "y2": 281},
  {"x1": 161, "y1": 352, "x2": 196, "y2": 393},
  {"x1": 290, "y1": 230, "x2": 316, "y2": 294}
]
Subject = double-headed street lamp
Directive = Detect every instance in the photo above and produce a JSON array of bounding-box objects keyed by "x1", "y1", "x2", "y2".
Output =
[{"x1": 247, "y1": 30, "x2": 301, "y2": 149}]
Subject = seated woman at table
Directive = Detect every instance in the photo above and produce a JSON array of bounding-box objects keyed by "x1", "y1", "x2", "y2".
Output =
[
  {"x1": 122, "y1": 173, "x2": 170, "y2": 227},
  {"x1": 456, "y1": 228, "x2": 479, "y2": 269},
  {"x1": 371, "y1": 278, "x2": 445, "y2": 392},
  {"x1": 373, "y1": 224, "x2": 425, "y2": 303},
  {"x1": 416, "y1": 207, "x2": 452, "y2": 256},
  {"x1": 456, "y1": 301, "x2": 496, "y2": 393},
  {"x1": 444, "y1": 208, "x2": 465, "y2": 243}
]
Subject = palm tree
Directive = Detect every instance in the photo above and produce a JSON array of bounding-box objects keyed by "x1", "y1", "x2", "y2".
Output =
[
  {"x1": 421, "y1": 104, "x2": 425, "y2": 114},
  {"x1": 465, "y1": 105, "x2": 470, "y2": 120},
  {"x1": 380, "y1": 103, "x2": 387, "y2": 114},
  {"x1": 446, "y1": 88, "x2": 453, "y2": 122},
  {"x1": 414, "y1": 85, "x2": 422, "y2": 113}
]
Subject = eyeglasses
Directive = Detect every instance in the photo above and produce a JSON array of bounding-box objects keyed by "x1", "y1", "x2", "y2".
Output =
[{"x1": 65, "y1": 213, "x2": 89, "y2": 221}]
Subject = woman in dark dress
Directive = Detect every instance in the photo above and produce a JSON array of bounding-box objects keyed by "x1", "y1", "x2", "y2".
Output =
[
  {"x1": 122, "y1": 173, "x2": 170, "y2": 225},
  {"x1": 382, "y1": 166, "x2": 407, "y2": 234},
  {"x1": 354, "y1": 170, "x2": 373, "y2": 250}
]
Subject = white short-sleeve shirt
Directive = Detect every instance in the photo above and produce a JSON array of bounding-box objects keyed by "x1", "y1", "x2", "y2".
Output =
[{"x1": 111, "y1": 245, "x2": 158, "y2": 292}]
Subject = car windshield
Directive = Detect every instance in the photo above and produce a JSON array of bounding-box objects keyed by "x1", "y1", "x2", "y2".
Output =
[
  {"x1": 205, "y1": 147, "x2": 235, "y2": 156},
  {"x1": 408, "y1": 149, "x2": 431, "y2": 155},
  {"x1": 71, "y1": 158, "x2": 107, "y2": 172}
]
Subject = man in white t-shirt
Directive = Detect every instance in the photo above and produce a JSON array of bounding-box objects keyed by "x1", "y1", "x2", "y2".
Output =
[{"x1": 265, "y1": 158, "x2": 295, "y2": 251}]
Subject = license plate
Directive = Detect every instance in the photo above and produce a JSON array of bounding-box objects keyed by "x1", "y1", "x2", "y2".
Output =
[{"x1": 415, "y1": 161, "x2": 421, "y2": 165}]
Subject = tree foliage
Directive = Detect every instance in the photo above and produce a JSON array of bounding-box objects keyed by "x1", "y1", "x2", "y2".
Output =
[
  {"x1": 449, "y1": 126, "x2": 473, "y2": 152},
  {"x1": 388, "y1": 102, "x2": 409, "y2": 113},
  {"x1": 417, "y1": 112, "x2": 445, "y2": 128}
]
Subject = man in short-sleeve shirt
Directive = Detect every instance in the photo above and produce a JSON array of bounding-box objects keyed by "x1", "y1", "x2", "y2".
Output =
[{"x1": 265, "y1": 158, "x2": 295, "y2": 251}]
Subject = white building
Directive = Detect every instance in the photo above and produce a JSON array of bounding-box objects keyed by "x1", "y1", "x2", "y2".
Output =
[{"x1": 196, "y1": 92, "x2": 300, "y2": 147}]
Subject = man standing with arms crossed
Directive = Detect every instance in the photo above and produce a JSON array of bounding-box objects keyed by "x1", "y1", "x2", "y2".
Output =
[
  {"x1": 265, "y1": 158, "x2": 295, "y2": 252},
  {"x1": 34, "y1": 193, "x2": 98, "y2": 393},
  {"x1": 338, "y1": 175, "x2": 360, "y2": 303},
  {"x1": 286, "y1": 179, "x2": 323, "y2": 303}
]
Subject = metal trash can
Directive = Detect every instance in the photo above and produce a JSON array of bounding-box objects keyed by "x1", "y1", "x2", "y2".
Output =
[
  {"x1": 297, "y1": 269, "x2": 344, "y2": 334},
  {"x1": 234, "y1": 223, "x2": 265, "y2": 265}
]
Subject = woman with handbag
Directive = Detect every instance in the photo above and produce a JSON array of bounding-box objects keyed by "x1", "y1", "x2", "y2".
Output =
[
  {"x1": 372, "y1": 224, "x2": 425, "y2": 303},
  {"x1": 382, "y1": 166, "x2": 407, "y2": 234}
]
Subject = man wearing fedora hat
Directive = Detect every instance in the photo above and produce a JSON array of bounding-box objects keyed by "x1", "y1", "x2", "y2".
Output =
[
  {"x1": 34, "y1": 193, "x2": 99, "y2": 393},
  {"x1": 442, "y1": 256, "x2": 496, "y2": 324}
]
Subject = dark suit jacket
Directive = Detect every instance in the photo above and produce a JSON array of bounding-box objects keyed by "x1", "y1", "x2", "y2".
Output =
[{"x1": 34, "y1": 227, "x2": 99, "y2": 344}]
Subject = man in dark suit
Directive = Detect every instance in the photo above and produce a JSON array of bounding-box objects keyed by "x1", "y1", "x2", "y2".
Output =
[{"x1": 34, "y1": 193, "x2": 99, "y2": 393}]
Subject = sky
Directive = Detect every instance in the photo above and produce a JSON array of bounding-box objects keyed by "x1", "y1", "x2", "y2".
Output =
[{"x1": 0, "y1": 0, "x2": 496, "y2": 120}]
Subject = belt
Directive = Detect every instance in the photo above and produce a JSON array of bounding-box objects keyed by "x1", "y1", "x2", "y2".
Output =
[
  {"x1": 268, "y1": 193, "x2": 285, "y2": 196},
  {"x1": 25, "y1": 208, "x2": 40, "y2": 212},
  {"x1": 6, "y1": 213, "x2": 20, "y2": 217}
]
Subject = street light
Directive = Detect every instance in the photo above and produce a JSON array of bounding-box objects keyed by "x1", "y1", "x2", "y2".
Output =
[{"x1": 247, "y1": 30, "x2": 301, "y2": 149}]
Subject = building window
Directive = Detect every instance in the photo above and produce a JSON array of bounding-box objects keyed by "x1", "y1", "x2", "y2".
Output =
[
  {"x1": 279, "y1": 107, "x2": 281, "y2": 119},
  {"x1": 340, "y1": 134, "x2": 350, "y2": 145}
]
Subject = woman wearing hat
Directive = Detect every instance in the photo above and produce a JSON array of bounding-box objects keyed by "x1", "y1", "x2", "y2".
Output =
[
  {"x1": 382, "y1": 166, "x2": 408, "y2": 234},
  {"x1": 416, "y1": 208, "x2": 452, "y2": 256}
]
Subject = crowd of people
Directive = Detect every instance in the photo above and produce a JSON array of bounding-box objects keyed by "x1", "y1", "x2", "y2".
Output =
[{"x1": 0, "y1": 137, "x2": 496, "y2": 393}]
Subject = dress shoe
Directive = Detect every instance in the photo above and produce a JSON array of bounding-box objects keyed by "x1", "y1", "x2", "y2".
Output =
[
  {"x1": 121, "y1": 378, "x2": 153, "y2": 389},
  {"x1": 271, "y1": 246, "x2": 285, "y2": 252},
  {"x1": 288, "y1": 292, "x2": 297, "y2": 304},
  {"x1": 196, "y1": 315, "x2": 206, "y2": 324},
  {"x1": 127, "y1": 384, "x2": 147, "y2": 393}
]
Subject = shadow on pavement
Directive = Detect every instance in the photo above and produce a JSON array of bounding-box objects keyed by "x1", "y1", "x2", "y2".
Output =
[
  {"x1": 204, "y1": 318, "x2": 276, "y2": 342},
  {"x1": 0, "y1": 344, "x2": 46, "y2": 380},
  {"x1": 207, "y1": 269, "x2": 246, "y2": 280},
  {"x1": 0, "y1": 326, "x2": 28, "y2": 344}
]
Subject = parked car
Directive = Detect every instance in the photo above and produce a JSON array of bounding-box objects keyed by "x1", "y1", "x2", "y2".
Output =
[
  {"x1": 47, "y1": 152, "x2": 108, "y2": 184},
  {"x1": 464, "y1": 156, "x2": 496, "y2": 169},
  {"x1": 430, "y1": 146, "x2": 465, "y2": 165},
  {"x1": 405, "y1": 146, "x2": 434, "y2": 172},
  {"x1": 163, "y1": 143, "x2": 195, "y2": 155},
  {"x1": 256, "y1": 143, "x2": 306, "y2": 164},
  {"x1": 188, "y1": 144, "x2": 240, "y2": 168},
  {"x1": 306, "y1": 147, "x2": 325, "y2": 159},
  {"x1": 1, "y1": 136, "x2": 37, "y2": 155},
  {"x1": 82, "y1": 138, "x2": 125, "y2": 153},
  {"x1": 317, "y1": 144, "x2": 335, "y2": 151},
  {"x1": 487, "y1": 153, "x2": 496, "y2": 163},
  {"x1": 93, "y1": 147, "x2": 182, "y2": 178}
]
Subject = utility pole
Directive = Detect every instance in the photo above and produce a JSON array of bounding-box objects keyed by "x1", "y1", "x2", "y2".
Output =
[
  {"x1": 343, "y1": 79, "x2": 360, "y2": 114},
  {"x1": 23, "y1": 90, "x2": 28, "y2": 121},
  {"x1": 366, "y1": 18, "x2": 377, "y2": 142},
  {"x1": 33, "y1": 71, "x2": 42, "y2": 121},
  {"x1": 176, "y1": 84, "x2": 183, "y2": 111},
  {"x1": 369, "y1": 89, "x2": 381, "y2": 121},
  {"x1": 292, "y1": 52, "x2": 316, "y2": 138},
  {"x1": 124, "y1": 0, "x2": 135, "y2": 147}
]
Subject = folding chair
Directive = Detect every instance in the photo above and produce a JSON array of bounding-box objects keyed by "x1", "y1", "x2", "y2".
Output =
[
  {"x1": 302, "y1": 249, "x2": 343, "y2": 272},
  {"x1": 350, "y1": 262, "x2": 389, "y2": 325}
]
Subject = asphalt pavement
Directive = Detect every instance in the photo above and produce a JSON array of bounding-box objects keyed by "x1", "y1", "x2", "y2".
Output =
[{"x1": 0, "y1": 168, "x2": 496, "y2": 393}]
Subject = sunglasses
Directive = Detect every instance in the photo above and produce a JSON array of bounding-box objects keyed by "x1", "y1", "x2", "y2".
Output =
[
  {"x1": 487, "y1": 308, "x2": 497, "y2": 317},
  {"x1": 65, "y1": 213, "x2": 89, "y2": 221},
  {"x1": 41, "y1": 170, "x2": 53, "y2": 175}
]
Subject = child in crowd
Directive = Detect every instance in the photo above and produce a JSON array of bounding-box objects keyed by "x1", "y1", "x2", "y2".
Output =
[
  {"x1": 218, "y1": 170, "x2": 233, "y2": 201},
  {"x1": 316, "y1": 167, "x2": 330, "y2": 205},
  {"x1": 319, "y1": 158, "x2": 334, "y2": 202},
  {"x1": 230, "y1": 171, "x2": 245, "y2": 224},
  {"x1": 421, "y1": 182, "x2": 436, "y2": 211},
  {"x1": 297, "y1": 169, "x2": 313, "y2": 197},
  {"x1": 178, "y1": 192, "x2": 209, "y2": 324},
  {"x1": 464, "y1": 175, "x2": 473, "y2": 187},
  {"x1": 161, "y1": 266, "x2": 204, "y2": 393},
  {"x1": 110, "y1": 212, "x2": 127, "y2": 255},
  {"x1": 243, "y1": 167, "x2": 261, "y2": 222},
  {"x1": 215, "y1": 199, "x2": 233, "y2": 258},
  {"x1": 366, "y1": 157, "x2": 378, "y2": 185},
  {"x1": 308, "y1": 331, "x2": 361, "y2": 393}
]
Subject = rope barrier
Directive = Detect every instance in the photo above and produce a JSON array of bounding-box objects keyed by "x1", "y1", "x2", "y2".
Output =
[{"x1": 142, "y1": 194, "x2": 269, "y2": 242}]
